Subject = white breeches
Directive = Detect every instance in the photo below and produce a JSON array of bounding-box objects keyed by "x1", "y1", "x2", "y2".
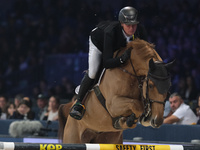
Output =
[{"x1": 88, "y1": 36, "x2": 102, "y2": 79}]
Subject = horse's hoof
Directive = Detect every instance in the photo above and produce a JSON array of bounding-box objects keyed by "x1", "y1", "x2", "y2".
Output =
[
  {"x1": 113, "y1": 121, "x2": 121, "y2": 129},
  {"x1": 126, "y1": 113, "x2": 138, "y2": 127},
  {"x1": 112, "y1": 117, "x2": 125, "y2": 129}
]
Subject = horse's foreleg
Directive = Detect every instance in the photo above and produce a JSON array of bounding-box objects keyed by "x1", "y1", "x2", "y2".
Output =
[
  {"x1": 107, "y1": 96, "x2": 144, "y2": 129},
  {"x1": 108, "y1": 96, "x2": 144, "y2": 118},
  {"x1": 113, "y1": 115, "x2": 138, "y2": 129},
  {"x1": 126, "y1": 113, "x2": 139, "y2": 127}
]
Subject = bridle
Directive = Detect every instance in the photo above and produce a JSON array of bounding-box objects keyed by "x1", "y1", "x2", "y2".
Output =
[
  {"x1": 119, "y1": 55, "x2": 169, "y2": 119},
  {"x1": 143, "y1": 73, "x2": 168, "y2": 119}
]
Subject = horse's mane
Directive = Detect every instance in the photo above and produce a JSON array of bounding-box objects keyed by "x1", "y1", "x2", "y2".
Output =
[{"x1": 128, "y1": 39, "x2": 160, "y2": 61}]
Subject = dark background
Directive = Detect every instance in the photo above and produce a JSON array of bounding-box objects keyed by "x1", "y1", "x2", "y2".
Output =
[{"x1": 0, "y1": 0, "x2": 199, "y2": 104}]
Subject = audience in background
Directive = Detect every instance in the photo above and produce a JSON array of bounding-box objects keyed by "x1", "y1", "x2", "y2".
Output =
[
  {"x1": 0, "y1": 96, "x2": 8, "y2": 120},
  {"x1": 164, "y1": 93, "x2": 198, "y2": 125},
  {"x1": 6, "y1": 102, "x2": 16, "y2": 119},
  {"x1": 14, "y1": 94, "x2": 24, "y2": 108},
  {"x1": 0, "y1": 0, "x2": 199, "y2": 102},
  {"x1": 184, "y1": 76, "x2": 198, "y2": 102},
  {"x1": 10, "y1": 98, "x2": 35, "y2": 120},
  {"x1": 196, "y1": 95, "x2": 200, "y2": 125},
  {"x1": 35, "y1": 94, "x2": 48, "y2": 120},
  {"x1": 44, "y1": 95, "x2": 60, "y2": 121},
  {"x1": 0, "y1": 0, "x2": 199, "y2": 123},
  {"x1": 176, "y1": 77, "x2": 186, "y2": 100}
]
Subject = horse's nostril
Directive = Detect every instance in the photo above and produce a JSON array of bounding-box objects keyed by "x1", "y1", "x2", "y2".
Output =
[{"x1": 151, "y1": 118, "x2": 163, "y2": 128}]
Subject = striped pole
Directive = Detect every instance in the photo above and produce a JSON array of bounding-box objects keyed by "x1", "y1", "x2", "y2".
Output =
[{"x1": 0, "y1": 142, "x2": 200, "y2": 150}]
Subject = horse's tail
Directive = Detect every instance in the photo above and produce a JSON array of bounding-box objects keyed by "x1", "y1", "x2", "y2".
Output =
[{"x1": 58, "y1": 95, "x2": 76, "y2": 141}]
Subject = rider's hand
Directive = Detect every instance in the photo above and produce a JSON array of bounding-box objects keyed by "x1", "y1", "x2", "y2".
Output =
[{"x1": 119, "y1": 47, "x2": 132, "y2": 64}]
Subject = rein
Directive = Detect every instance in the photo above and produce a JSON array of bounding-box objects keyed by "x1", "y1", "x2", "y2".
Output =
[{"x1": 119, "y1": 59, "x2": 144, "y2": 88}]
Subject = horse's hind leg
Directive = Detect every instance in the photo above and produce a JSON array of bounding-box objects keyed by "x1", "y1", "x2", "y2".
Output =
[
  {"x1": 58, "y1": 102, "x2": 74, "y2": 140},
  {"x1": 58, "y1": 104, "x2": 67, "y2": 140},
  {"x1": 63, "y1": 117, "x2": 82, "y2": 143}
]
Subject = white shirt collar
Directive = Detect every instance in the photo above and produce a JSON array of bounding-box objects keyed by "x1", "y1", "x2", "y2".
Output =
[{"x1": 122, "y1": 29, "x2": 133, "y2": 42}]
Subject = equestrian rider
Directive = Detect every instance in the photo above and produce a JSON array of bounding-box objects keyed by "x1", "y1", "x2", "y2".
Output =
[{"x1": 70, "y1": 6, "x2": 148, "y2": 120}]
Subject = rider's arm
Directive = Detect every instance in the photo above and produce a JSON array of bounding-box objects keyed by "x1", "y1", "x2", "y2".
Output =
[
  {"x1": 102, "y1": 23, "x2": 131, "y2": 69},
  {"x1": 103, "y1": 28, "x2": 122, "y2": 69}
]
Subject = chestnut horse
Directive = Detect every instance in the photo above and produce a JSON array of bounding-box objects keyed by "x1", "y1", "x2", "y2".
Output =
[{"x1": 58, "y1": 39, "x2": 172, "y2": 144}]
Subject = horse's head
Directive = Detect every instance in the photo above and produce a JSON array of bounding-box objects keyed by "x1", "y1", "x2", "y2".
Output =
[
  {"x1": 140, "y1": 59, "x2": 173, "y2": 128},
  {"x1": 114, "y1": 39, "x2": 173, "y2": 129}
]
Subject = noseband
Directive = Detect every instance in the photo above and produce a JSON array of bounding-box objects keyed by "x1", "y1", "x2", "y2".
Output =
[{"x1": 119, "y1": 57, "x2": 169, "y2": 119}]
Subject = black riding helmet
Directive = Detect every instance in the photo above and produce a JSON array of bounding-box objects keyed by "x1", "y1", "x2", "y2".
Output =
[{"x1": 118, "y1": 6, "x2": 139, "y2": 25}]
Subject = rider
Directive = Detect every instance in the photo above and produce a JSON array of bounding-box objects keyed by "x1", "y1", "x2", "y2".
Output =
[{"x1": 70, "y1": 6, "x2": 148, "y2": 120}]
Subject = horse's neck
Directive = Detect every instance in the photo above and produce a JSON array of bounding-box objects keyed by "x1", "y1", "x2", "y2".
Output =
[{"x1": 114, "y1": 45, "x2": 162, "y2": 77}]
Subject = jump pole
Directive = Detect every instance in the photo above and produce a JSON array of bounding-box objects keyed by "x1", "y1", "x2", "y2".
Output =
[{"x1": 1, "y1": 142, "x2": 200, "y2": 150}]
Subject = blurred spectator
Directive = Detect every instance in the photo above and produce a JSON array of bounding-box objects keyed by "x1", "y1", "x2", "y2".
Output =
[
  {"x1": 0, "y1": 95, "x2": 8, "y2": 120},
  {"x1": 61, "y1": 77, "x2": 75, "y2": 100},
  {"x1": 31, "y1": 86, "x2": 41, "y2": 99},
  {"x1": 19, "y1": 55, "x2": 29, "y2": 71},
  {"x1": 14, "y1": 94, "x2": 24, "y2": 108},
  {"x1": 176, "y1": 77, "x2": 186, "y2": 99},
  {"x1": 51, "y1": 77, "x2": 75, "y2": 100},
  {"x1": 163, "y1": 100, "x2": 172, "y2": 118},
  {"x1": 164, "y1": 92, "x2": 198, "y2": 125},
  {"x1": 23, "y1": 96, "x2": 33, "y2": 108},
  {"x1": 54, "y1": 85, "x2": 67, "y2": 99},
  {"x1": 35, "y1": 94, "x2": 48, "y2": 120},
  {"x1": 45, "y1": 95, "x2": 60, "y2": 121},
  {"x1": 10, "y1": 98, "x2": 35, "y2": 120},
  {"x1": 0, "y1": 79, "x2": 6, "y2": 95},
  {"x1": 39, "y1": 80, "x2": 49, "y2": 96},
  {"x1": 0, "y1": 0, "x2": 199, "y2": 100},
  {"x1": 6, "y1": 102, "x2": 16, "y2": 119},
  {"x1": 192, "y1": 64, "x2": 200, "y2": 91},
  {"x1": 184, "y1": 75, "x2": 198, "y2": 101},
  {"x1": 196, "y1": 95, "x2": 200, "y2": 124}
]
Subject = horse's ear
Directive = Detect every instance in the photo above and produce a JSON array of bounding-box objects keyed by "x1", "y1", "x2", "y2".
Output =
[
  {"x1": 165, "y1": 59, "x2": 175, "y2": 70},
  {"x1": 149, "y1": 58, "x2": 156, "y2": 70}
]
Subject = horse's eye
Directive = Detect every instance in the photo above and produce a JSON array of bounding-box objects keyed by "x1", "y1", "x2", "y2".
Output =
[{"x1": 149, "y1": 84, "x2": 154, "y2": 89}]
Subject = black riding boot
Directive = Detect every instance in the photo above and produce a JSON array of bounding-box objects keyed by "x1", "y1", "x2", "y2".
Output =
[{"x1": 70, "y1": 73, "x2": 94, "y2": 120}]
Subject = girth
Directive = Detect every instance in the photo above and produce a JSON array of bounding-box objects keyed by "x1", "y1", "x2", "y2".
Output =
[
  {"x1": 94, "y1": 86, "x2": 123, "y2": 129},
  {"x1": 93, "y1": 86, "x2": 108, "y2": 112},
  {"x1": 93, "y1": 86, "x2": 108, "y2": 113}
]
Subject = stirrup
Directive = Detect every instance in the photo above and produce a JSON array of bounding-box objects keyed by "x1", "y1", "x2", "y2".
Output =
[{"x1": 69, "y1": 103, "x2": 86, "y2": 120}]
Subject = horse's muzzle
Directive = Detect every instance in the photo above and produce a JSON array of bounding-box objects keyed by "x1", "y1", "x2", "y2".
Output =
[
  {"x1": 139, "y1": 114, "x2": 163, "y2": 128},
  {"x1": 150, "y1": 117, "x2": 163, "y2": 128}
]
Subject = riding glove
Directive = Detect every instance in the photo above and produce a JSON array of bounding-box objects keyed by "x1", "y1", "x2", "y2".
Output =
[{"x1": 119, "y1": 47, "x2": 132, "y2": 64}]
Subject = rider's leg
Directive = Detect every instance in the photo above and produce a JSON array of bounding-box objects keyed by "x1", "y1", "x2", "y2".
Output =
[
  {"x1": 69, "y1": 37, "x2": 102, "y2": 120},
  {"x1": 70, "y1": 73, "x2": 94, "y2": 120}
]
